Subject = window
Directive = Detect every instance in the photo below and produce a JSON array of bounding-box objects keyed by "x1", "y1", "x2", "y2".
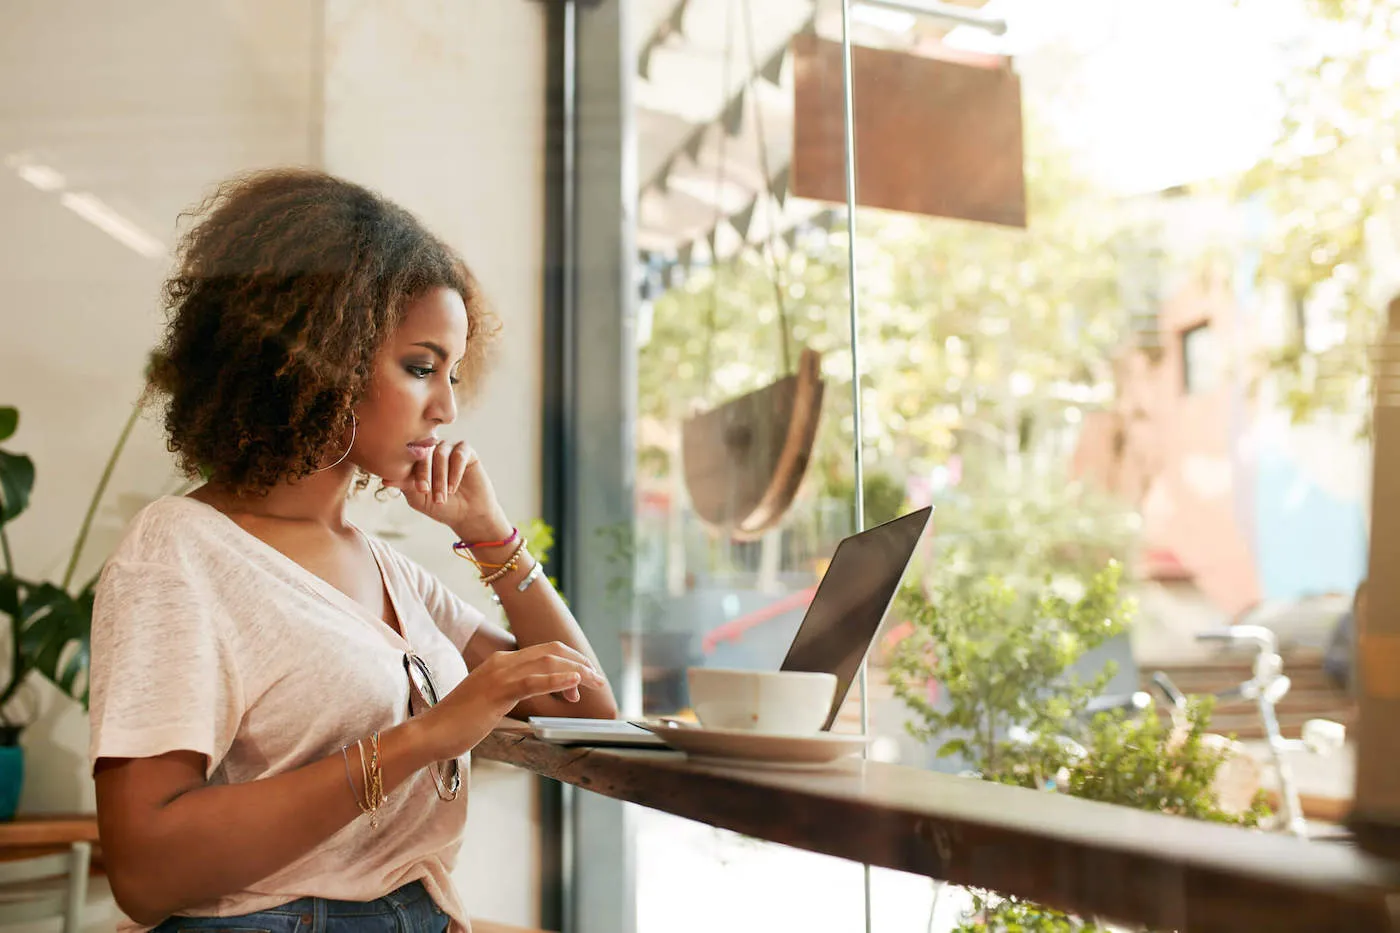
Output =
[{"x1": 1182, "y1": 322, "x2": 1219, "y2": 394}]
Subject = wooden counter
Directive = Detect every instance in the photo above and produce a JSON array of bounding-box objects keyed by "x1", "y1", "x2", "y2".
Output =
[{"x1": 478, "y1": 727, "x2": 1400, "y2": 933}]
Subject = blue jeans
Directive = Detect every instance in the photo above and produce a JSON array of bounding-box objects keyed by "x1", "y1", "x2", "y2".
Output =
[{"x1": 152, "y1": 881, "x2": 450, "y2": 933}]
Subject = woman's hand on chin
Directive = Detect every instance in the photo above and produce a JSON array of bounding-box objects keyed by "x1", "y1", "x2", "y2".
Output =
[{"x1": 382, "y1": 440, "x2": 512, "y2": 543}]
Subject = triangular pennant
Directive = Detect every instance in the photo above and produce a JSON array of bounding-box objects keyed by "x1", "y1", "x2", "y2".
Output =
[
  {"x1": 705, "y1": 227, "x2": 718, "y2": 260},
  {"x1": 678, "y1": 241, "x2": 694, "y2": 273},
  {"x1": 638, "y1": 38, "x2": 657, "y2": 81},
  {"x1": 782, "y1": 228, "x2": 799, "y2": 251},
  {"x1": 771, "y1": 165, "x2": 790, "y2": 209},
  {"x1": 666, "y1": 260, "x2": 685, "y2": 290},
  {"x1": 722, "y1": 89, "x2": 746, "y2": 137},
  {"x1": 656, "y1": 156, "x2": 674, "y2": 194},
  {"x1": 760, "y1": 48, "x2": 785, "y2": 86},
  {"x1": 730, "y1": 197, "x2": 757, "y2": 242},
  {"x1": 683, "y1": 129, "x2": 705, "y2": 164},
  {"x1": 798, "y1": 14, "x2": 817, "y2": 35},
  {"x1": 666, "y1": 0, "x2": 690, "y2": 37}
]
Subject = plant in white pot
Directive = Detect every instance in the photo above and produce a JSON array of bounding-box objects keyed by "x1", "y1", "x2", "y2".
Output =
[{"x1": 0, "y1": 403, "x2": 139, "y2": 819}]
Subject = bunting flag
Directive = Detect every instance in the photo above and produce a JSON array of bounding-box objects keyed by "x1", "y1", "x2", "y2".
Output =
[
  {"x1": 782, "y1": 228, "x2": 799, "y2": 251},
  {"x1": 638, "y1": 0, "x2": 689, "y2": 80},
  {"x1": 722, "y1": 89, "x2": 746, "y2": 137},
  {"x1": 683, "y1": 128, "x2": 706, "y2": 164},
  {"x1": 730, "y1": 197, "x2": 757, "y2": 242},
  {"x1": 656, "y1": 156, "x2": 674, "y2": 194},
  {"x1": 759, "y1": 48, "x2": 786, "y2": 86},
  {"x1": 666, "y1": 0, "x2": 690, "y2": 36},
  {"x1": 771, "y1": 165, "x2": 790, "y2": 208},
  {"x1": 705, "y1": 226, "x2": 718, "y2": 261},
  {"x1": 677, "y1": 241, "x2": 694, "y2": 275}
]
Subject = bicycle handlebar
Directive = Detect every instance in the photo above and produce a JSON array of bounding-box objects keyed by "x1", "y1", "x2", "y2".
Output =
[
  {"x1": 1151, "y1": 671, "x2": 1187, "y2": 708},
  {"x1": 1194, "y1": 628, "x2": 1235, "y2": 643},
  {"x1": 1193, "y1": 624, "x2": 1278, "y2": 654},
  {"x1": 1211, "y1": 685, "x2": 1247, "y2": 704}
]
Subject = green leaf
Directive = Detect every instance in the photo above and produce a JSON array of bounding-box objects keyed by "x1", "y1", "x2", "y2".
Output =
[
  {"x1": 0, "y1": 408, "x2": 16, "y2": 443},
  {"x1": 0, "y1": 451, "x2": 35, "y2": 526},
  {"x1": 14, "y1": 583, "x2": 92, "y2": 708},
  {"x1": 0, "y1": 577, "x2": 18, "y2": 617},
  {"x1": 57, "y1": 642, "x2": 88, "y2": 698}
]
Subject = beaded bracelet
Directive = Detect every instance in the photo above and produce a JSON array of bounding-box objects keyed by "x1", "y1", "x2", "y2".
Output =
[
  {"x1": 455, "y1": 533, "x2": 527, "y2": 576},
  {"x1": 479, "y1": 539, "x2": 529, "y2": 586}
]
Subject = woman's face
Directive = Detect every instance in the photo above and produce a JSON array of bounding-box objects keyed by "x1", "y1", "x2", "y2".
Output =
[{"x1": 351, "y1": 286, "x2": 469, "y2": 483}]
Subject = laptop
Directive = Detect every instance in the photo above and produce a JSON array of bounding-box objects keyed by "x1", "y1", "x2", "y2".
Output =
[{"x1": 530, "y1": 506, "x2": 933, "y2": 746}]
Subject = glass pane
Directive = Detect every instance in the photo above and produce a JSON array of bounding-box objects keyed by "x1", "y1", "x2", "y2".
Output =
[
  {"x1": 627, "y1": 0, "x2": 871, "y2": 928},
  {"x1": 846, "y1": 0, "x2": 1370, "y2": 928}
]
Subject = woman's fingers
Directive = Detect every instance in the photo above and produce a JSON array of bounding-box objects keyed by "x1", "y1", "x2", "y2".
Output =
[
  {"x1": 504, "y1": 647, "x2": 604, "y2": 690},
  {"x1": 521, "y1": 671, "x2": 584, "y2": 699},
  {"x1": 414, "y1": 448, "x2": 432, "y2": 497},
  {"x1": 432, "y1": 442, "x2": 452, "y2": 505},
  {"x1": 447, "y1": 442, "x2": 472, "y2": 496},
  {"x1": 520, "y1": 640, "x2": 601, "y2": 677}
]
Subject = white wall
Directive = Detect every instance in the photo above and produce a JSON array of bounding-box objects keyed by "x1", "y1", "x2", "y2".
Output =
[
  {"x1": 0, "y1": 1, "x2": 547, "y2": 928},
  {"x1": 321, "y1": 1, "x2": 548, "y2": 926}
]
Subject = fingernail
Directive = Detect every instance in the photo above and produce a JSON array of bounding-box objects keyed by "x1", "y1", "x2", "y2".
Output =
[
  {"x1": 436, "y1": 492, "x2": 446, "y2": 505},
  {"x1": 418, "y1": 480, "x2": 430, "y2": 493}
]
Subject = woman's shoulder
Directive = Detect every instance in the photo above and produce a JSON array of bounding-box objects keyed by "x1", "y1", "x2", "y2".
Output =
[{"x1": 106, "y1": 495, "x2": 231, "y2": 568}]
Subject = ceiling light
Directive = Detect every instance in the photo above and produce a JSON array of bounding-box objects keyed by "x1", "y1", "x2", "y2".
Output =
[
  {"x1": 59, "y1": 192, "x2": 165, "y2": 259},
  {"x1": 15, "y1": 162, "x2": 66, "y2": 192}
]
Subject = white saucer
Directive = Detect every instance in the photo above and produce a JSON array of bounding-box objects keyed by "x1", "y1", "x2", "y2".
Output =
[{"x1": 632, "y1": 721, "x2": 872, "y2": 767}]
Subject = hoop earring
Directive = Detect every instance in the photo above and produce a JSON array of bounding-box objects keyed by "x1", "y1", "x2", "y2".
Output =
[{"x1": 311, "y1": 415, "x2": 357, "y2": 474}]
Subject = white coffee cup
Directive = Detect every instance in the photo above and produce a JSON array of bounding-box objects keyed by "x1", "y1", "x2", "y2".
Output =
[{"x1": 687, "y1": 667, "x2": 838, "y2": 735}]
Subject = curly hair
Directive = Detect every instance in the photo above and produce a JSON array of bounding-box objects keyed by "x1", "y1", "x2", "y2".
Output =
[{"x1": 147, "y1": 168, "x2": 498, "y2": 495}]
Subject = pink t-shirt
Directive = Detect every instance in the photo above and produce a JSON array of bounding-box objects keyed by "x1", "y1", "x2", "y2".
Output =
[{"x1": 88, "y1": 496, "x2": 486, "y2": 932}]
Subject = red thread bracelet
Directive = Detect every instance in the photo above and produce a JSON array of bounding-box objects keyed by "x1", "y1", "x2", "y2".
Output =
[{"x1": 452, "y1": 526, "x2": 519, "y2": 552}]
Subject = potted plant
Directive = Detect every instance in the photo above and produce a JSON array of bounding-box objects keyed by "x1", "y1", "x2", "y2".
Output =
[
  {"x1": 0, "y1": 403, "x2": 139, "y2": 819},
  {"x1": 889, "y1": 564, "x2": 1269, "y2": 931}
]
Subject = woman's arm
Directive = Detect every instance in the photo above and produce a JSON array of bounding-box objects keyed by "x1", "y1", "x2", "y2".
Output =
[
  {"x1": 96, "y1": 723, "x2": 431, "y2": 926},
  {"x1": 387, "y1": 441, "x2": 619, "y2": 720},
  {"x1": 95, "y1": 644, "x2": 602, "y2": 925},
  {"x1": 462, "y1": 543, "x2": 619, "y2": 720}
]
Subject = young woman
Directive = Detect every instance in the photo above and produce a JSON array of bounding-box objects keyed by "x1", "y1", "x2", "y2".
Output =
[{"x1": 89, "y1": 168, "x2": 617, "y2": 933}]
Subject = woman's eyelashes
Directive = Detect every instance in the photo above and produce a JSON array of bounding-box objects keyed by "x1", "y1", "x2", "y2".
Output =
[{"x1": 405, "y1": 362, "x2": 461, "y2": 386}]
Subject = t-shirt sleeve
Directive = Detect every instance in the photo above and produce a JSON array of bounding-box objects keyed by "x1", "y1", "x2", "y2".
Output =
[
  {"x1": 399, "y1": 556, "x2": 487, "y2": 654},
  {"x1": 88, "y1": 560, "x2": 243, "y2": 780}
]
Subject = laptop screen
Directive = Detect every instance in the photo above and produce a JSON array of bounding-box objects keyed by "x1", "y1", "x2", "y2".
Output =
[{"x1": 779, "y1": 506, "x2": 932, "y2": 730}]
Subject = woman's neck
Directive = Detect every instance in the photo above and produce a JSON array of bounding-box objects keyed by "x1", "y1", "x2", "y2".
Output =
[{"x1": 190, "y1": 464, "x2": 358, "y2": 528}]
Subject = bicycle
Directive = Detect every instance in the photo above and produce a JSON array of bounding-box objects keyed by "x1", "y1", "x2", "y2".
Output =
[{"x1": 1151, "y1": 624, "x2": 1347, "y2": 838}]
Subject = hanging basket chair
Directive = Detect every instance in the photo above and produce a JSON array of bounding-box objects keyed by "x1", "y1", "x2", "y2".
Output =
[{"x1": 681, "y1": 346, "x2": 824, "y2": 540}]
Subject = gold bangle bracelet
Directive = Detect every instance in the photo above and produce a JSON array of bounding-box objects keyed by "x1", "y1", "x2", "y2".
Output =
[{"x1": 356, "y1": 732, "x2": 387, "y2": 830}]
